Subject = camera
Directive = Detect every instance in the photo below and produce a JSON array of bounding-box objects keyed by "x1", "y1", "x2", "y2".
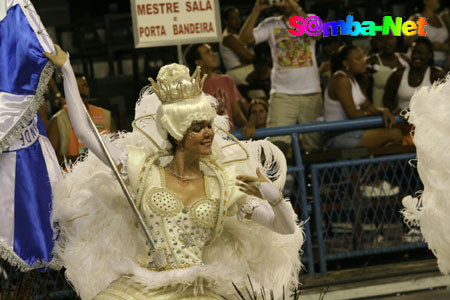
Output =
[{"x1": 262, "y1": 0, "x2": 280, "y2": 5}]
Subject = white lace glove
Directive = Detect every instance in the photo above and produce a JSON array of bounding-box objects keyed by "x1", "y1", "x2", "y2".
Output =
[
  {"x1": 238, "y1": 181, "x2": 296, "y2": 235},
  {"x1": 61, "y1": 60, "x2": 124, "y2": 166},
  {"x1": 237, "y1": 197, "x2": 260, "y2": 222}
]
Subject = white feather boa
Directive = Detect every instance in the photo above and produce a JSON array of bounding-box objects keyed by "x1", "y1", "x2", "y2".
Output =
[
  {"x1": 51, "y1": 130, "x2": 304, "y2": 300},
  {"x1": 402, "y1": 74, "x2": 450, "y2": 274}
]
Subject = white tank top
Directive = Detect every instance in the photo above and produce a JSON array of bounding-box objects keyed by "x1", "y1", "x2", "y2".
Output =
[
  {"x1": 421, "y1": 15, "x2": 449, "y2": 61},
  {"x1": 219, "y1": 29, "x2": 242, "y2": 71},
  {"x1": 396, "y1": 67, "x2": 431, "y2": 110},
  {"x1": 372, "y1": 53, "x2": 409, "y2": 107},
  {"x1": 324, "y1": 71, "x2": 366, "y2": 122}
]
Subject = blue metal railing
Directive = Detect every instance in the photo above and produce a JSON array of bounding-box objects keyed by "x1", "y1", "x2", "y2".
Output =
[
  {"x1": 310, "y1": 154, "x2": 424, "y2": 273},
  {"x1": 233, "y1": 116, "x2": 404, "y2": 140},
  {"x1": 233, "y1": 116, "x2": 423, "y2": 274}
]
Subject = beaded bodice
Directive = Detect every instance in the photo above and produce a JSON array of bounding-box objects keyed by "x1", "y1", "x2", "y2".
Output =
[{"x1": 132, "y1": 153, "x2": 228, "y2": 271}]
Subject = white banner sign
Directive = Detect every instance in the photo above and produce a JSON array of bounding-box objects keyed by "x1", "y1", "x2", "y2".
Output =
[{"x1": 130, "y1": 0, "x2": 222, "y2": 48}]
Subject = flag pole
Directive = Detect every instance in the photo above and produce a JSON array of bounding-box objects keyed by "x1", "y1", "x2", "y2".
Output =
[{"x1": 81, "y1": 105, "x2": 157, "y2": 251}]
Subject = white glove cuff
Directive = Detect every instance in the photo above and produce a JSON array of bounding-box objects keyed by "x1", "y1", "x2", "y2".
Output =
[{"x1": 259, "y1": 182, "x2": 283, "y2": 206}]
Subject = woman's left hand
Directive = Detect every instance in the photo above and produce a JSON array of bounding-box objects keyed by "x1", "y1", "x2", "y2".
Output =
[
  {"x1": 236, "y1": 168, "x2": 269, "y2": 198},
  {"x1": 382, "y1": 109, "x2": 396, "y2": 128}
]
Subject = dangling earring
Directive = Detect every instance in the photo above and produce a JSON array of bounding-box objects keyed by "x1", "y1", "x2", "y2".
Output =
[{"x1": 345, "y1": 65, "x2": 349, "y2": 72}]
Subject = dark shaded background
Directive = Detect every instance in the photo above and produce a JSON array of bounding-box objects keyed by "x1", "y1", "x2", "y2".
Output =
[{"x1": 31, "y1": 0, "x2": 450, "y2": 130}]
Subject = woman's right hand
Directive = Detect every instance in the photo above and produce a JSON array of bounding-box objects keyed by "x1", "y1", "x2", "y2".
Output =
[
  {"x1": 254, "y1": 0, "x2": 271, "y2": 12},
  {"x1": 242, "y1": 113, "x2": 257, "y2": 139},
  {"x1": 43, "y1": 44, "x2": 67, "y2": 68}
]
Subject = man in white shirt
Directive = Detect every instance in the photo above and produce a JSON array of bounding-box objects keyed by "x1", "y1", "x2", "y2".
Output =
[{"x1": 239, "y1": 0, "x2": 322, "y2": 152}]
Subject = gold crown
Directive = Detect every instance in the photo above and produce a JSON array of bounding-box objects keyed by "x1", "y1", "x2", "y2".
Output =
[{"x1": 148, "y1": 66, "x2": 206, "y2": 104}]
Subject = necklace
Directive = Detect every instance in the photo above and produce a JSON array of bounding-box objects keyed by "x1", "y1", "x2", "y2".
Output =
[{"x1": 166, "y1": 167, "x2": 204, "y2": 181}]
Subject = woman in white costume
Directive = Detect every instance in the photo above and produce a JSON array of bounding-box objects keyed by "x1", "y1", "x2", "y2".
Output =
[{"x1": 44, "y1": 46, "x2": 303, "y2": 300}]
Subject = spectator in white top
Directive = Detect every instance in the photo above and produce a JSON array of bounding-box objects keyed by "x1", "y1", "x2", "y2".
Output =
[
  {"x1": 383, "y1": 37, "x2": 445, "y2": 146},
  {"x1": 366, "y1": 33, "x2": 410, "y2": 107},
  {"x1": 383, "y1": 37, "x2": 445, "y2": 114},
  {"x1": 239, "y1": 0, "x2": 322, "y2": 153},
  {"x1": 220, "y1": 7, "x2": 255, "y2": 87},
  {"x1": 324, "y1": 45, "x2": 402, "y2": 149},
  {"x1": 405, "y1": 0, "x2": 450, "y2": 68}
]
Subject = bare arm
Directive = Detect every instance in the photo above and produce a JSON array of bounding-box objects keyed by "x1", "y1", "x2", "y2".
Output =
[
  {"x1": 329, "y1": 74, "x2": 368, "y2": 119},
  {"x1": 232, "y1": 101, "x2": 248, "y2": 128},
  {"x1": 238, "y1": 0, "x2": 270, "y2": 45},
  {"x1": 383, "y1": 68, "x2": 403, "y2": 112},
  {"x1": 46, "y1": 116, "x2": 63, "y2": 163},
  {"x1": 330, "y1": 74, "x2": 396, "y2": 127},
  {"x1": 48, "y1": 76, "x2": 65, "y2": 109},
  {"x1": 38, "y1": 105, "x2": 48, "y2": 128},
  {"x1": 430, "y1": 66, "x2": 446, "y2": 82},
  {"x1": 223, "y1": 34, "x2": 255, "y2": 63}
]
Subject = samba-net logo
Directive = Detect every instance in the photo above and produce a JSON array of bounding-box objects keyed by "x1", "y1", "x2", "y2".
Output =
[{"x1": 288, "y1": 16, "x2": 427, "y2": 37}]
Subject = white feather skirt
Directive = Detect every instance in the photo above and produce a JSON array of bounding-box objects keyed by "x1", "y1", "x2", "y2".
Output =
[{"x1": 51, "y1": 130, "x2": 304, "y2": 300}]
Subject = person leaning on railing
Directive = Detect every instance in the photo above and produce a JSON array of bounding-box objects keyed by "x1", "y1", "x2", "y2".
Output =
[{"x1": 323, "y1": 45, "x2": 402, "y2": 150}]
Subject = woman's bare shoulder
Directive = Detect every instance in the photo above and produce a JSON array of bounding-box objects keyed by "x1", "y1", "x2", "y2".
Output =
[{"x1": 329, "y1": 72, "x2": 351, "y2": 89}]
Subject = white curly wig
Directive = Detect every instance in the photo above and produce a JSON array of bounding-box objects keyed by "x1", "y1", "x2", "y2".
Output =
[{"x1": 153, "y1": 63, "x2": 216, "y2": 141}]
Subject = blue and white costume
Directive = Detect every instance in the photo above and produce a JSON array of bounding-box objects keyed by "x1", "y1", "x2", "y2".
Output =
[{"x1": 0, "y1": 0, "x2": 59, "y2": 270}]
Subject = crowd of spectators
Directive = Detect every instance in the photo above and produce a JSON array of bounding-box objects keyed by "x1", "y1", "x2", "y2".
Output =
[
  {"x1": 202, "y1": 0, "x2": 450, "y2": 154},
  {"x1": 39, "y1": 0, "x2": 450, "y2": 166}
]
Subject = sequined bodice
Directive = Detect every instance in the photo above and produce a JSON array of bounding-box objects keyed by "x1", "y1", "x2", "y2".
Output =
[
  {"x1": 140, "y1": 186, "x2": 218, "y2": 269},
  {"x1": 134, "y1": 161, "x2": 226, "y2": 271}
]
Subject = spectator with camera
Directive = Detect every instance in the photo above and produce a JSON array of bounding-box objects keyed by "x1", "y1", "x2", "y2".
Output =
[{"x1": 239, "y1": 0, "x2": 322, "y2": 153}]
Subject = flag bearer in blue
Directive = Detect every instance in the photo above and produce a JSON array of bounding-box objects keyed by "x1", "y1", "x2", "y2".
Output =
[{"x1": 0, "y1": 0, "x2": 60, "y2": 270}]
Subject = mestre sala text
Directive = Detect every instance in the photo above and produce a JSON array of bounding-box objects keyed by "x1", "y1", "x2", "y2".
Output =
[
  {"x1": 137, "y1": 1, "x2": 215, "y2": 37},
  {"x1": 288, "y1": 15, "x2": 427, "y2": 37}
]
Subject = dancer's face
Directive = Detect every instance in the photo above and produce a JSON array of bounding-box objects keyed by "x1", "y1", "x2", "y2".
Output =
[{"x1": 182, "y1": 120, "x2": 214, "y2": 155}]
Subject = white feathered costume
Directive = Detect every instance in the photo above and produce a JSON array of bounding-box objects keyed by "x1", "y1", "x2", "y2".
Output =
[
  {"x1": 402, "y1": 74, "x2": 450, "y2": 274},
  {"x1": 51, "y1": 62, "x2": 304, "y2": 300}
]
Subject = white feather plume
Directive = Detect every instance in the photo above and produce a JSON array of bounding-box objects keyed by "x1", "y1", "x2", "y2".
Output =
[{"x1": 401, "y1": 74, "x2": 450, "y2": 274}]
